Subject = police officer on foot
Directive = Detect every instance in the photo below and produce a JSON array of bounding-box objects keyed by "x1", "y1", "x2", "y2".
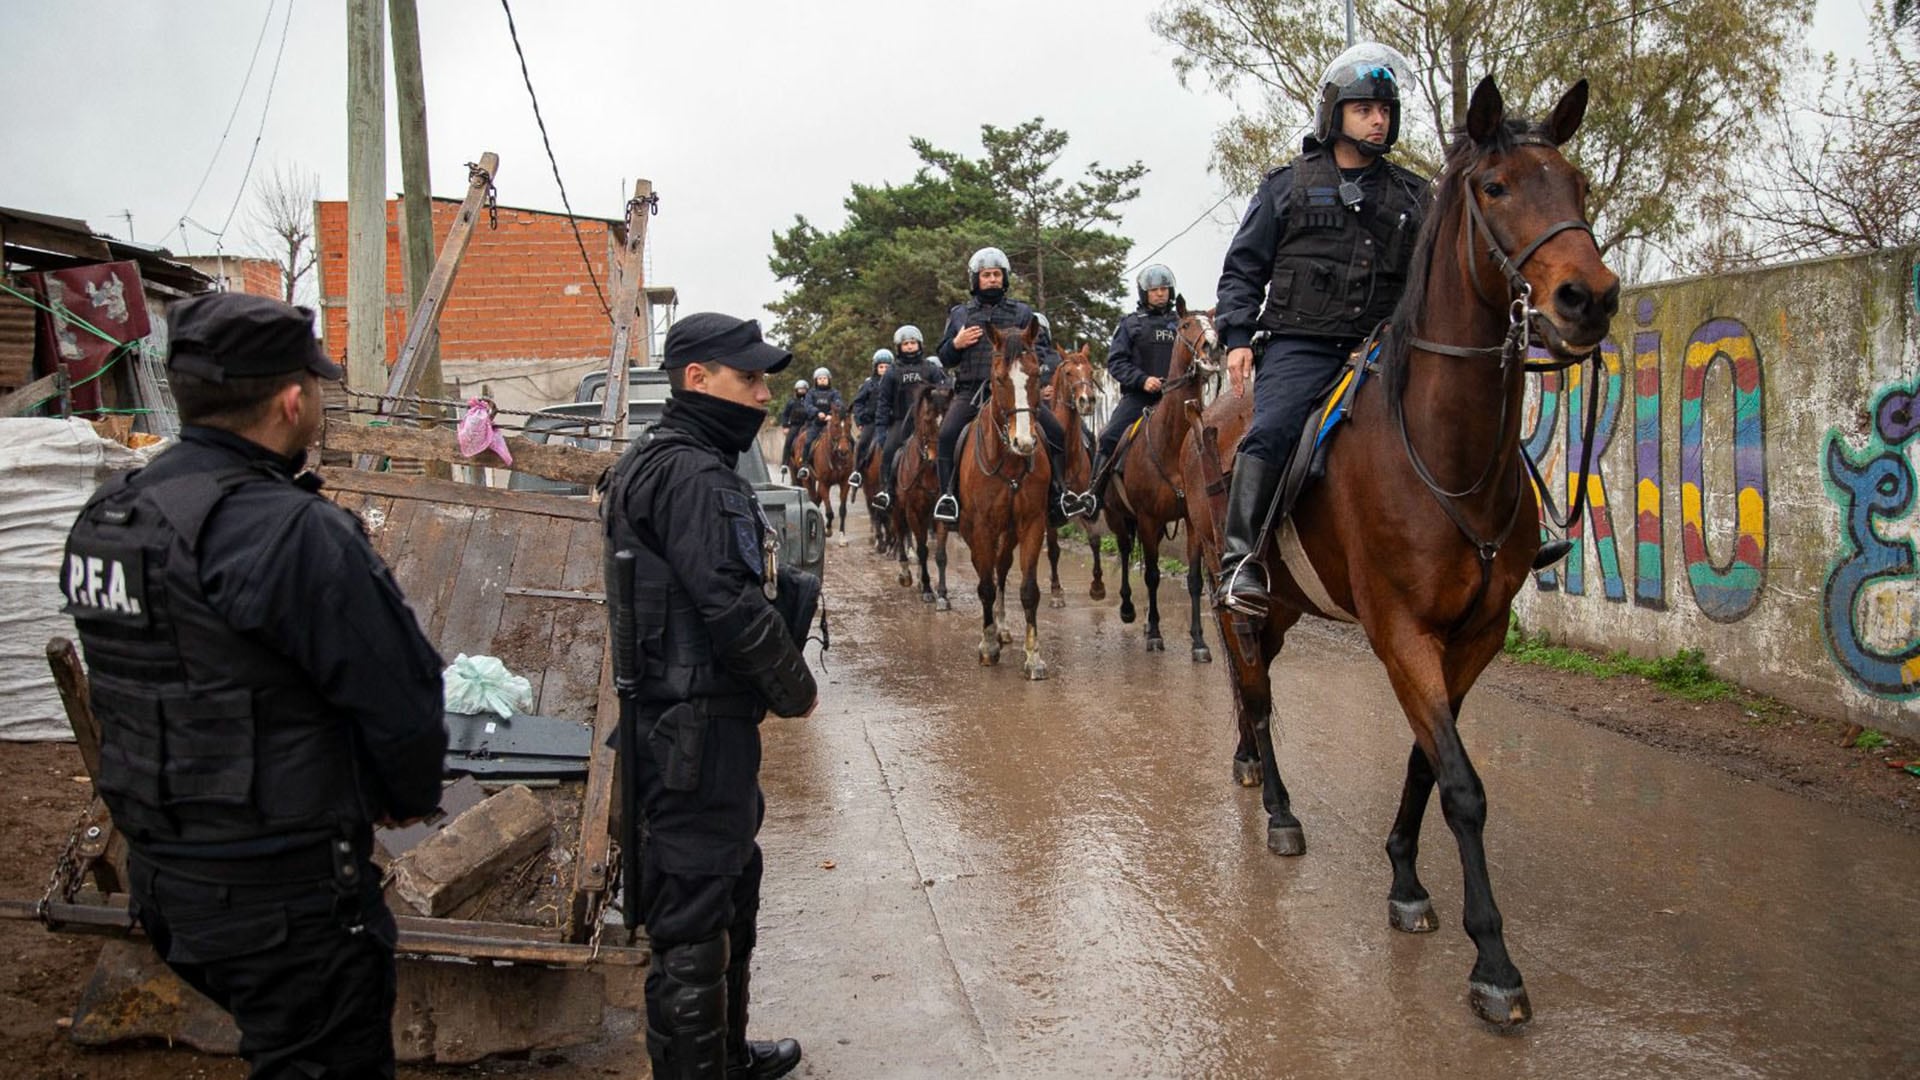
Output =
[
  {"x1": 1214, "y1": 42, "x2": 1433, "y2": 618},
  {"x1": 601, "y1": 312, "x2": 817, "y2": 1080},
  {"x1": 848, "y1": 349, "x2": 889, "y2": 488},
  {"x1": 1084, "y1": 264, "x2": 1183, "y2": 516},
  {"x1": 869, "y1": 324, "x2": 945, "y2": 513},
  {"x1": 932, "y1": 247, "x2": 1076, "y2": 523},
  {"x1": 61, "y1": 292, "x2": 448, "y2": 1079}
]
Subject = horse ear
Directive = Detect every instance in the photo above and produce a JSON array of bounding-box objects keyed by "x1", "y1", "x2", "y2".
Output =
[
  {"x1": 1176, "y1": 294, "x2": 1189, "y2": 318},
  {"x1": 1023, "y1": 318, "x2": 1040, "y2": 346},
  {"x1": 1466, "y1": 75, "x2": 1504, "y2": 142},
  {"x1": 1545, "y1": 79, "x2": 1589, "y2": 146},
  {"x1": 985, "y1": 323, "x2": 1005, "y2": 350}
]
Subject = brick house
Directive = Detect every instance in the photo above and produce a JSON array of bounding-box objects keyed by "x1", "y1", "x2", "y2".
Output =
[
  {"x1": 178, "y1": 255, "x2": 285, "y2": 299},
  {"x1": 315, "y1": 197, "x2": 644, "y2": 412}
]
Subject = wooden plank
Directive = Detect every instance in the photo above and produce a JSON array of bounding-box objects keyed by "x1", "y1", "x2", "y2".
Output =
[
  {"x1": 390, "y1": 784, "x2": 552, "y2": 917},
  {"x1": 437, "y1": 508, "x2": 519, "y2": 660},
  {"x1": 535, "y1": 520, "x2": 610, "y2": 723},
  {"x1": 325, "y1": 418, "x2": 618, "y2": 489},
  {"x1": 46, "y1": 638, "x2": 101, "y2": 781},
  {"x1": 320, "y1": 467, "x2": 599, "y2": 522},
  {"x1": 567, "y1": 646, "x2": 621, "y2": 943},
  {"x1": 406, "y1": 503, "x2": 476, "y2": 644},
  {"x1": 360, "y1": 493, "x2": 419, "y2": 568},
  {"x1": 0, "y1": 372, "x2": 62, "y2": 418},
  {"x1": 493, "y1": 516, "x2": 574, "y2": 710},
  {"x1": 600, "y1": 179, "x2": 652, "y2": 445}
]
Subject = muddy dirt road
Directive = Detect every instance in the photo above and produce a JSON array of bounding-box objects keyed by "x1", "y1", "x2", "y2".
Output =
[{"x1": 5, "y1": 516, "x2": 1918, "y2": 1078}]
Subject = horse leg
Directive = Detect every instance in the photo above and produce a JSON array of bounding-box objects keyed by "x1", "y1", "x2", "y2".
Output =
[
  {"x1": 1385, "y1": 743, "x2": 1441, "y2": 934},
  {"x1": 1216, "y1": 598, "x2": 1262, "y2": 785},
  {"x1": 934, "y1": 524, "x2": 952, "y2": 612},
  {"x1": 994, "y1": 554, "x2": 1013, "y2": 644},
  {"x1": 1187, "y1": 559, "x2": 1212, "y2": 663},
  {"x1": 974, "y1": 547, "x2": 1001, "y2": 665},
  {"x1": 1115, "y1": 521, "x2": 1136, "y2": 624},
  {"x1": 916, "y1": 526, "x2": 934, "y2": 602},
  {"x1": 1376, "y1": 621, "x2": 1529, "y2": 1028},
  {"x1": 1252, "y1": 610, "x2": 1306, "y2": 855},
  {"x1": 896, "y1": 513, "x2": 914, "y2": 587},
  {"x1": 1140, "y1": 531, "x2": 1164, "y2": 652},
  {"x1": 1087, "y1": 528, "x2": 1106, "y2": 601},
  {"x1": 1046, "y1": 527, "x2": 1066, "y2": 609},
  {"x1": 837, "y1": 484, "x2": 851, "y2": 546},
  {"x1": 1020, "y1": 523, "x2": 1048, "y2": 680}
]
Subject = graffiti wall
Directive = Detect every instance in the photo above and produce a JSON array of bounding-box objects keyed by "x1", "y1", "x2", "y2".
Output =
[{"x1": 1514, "y1": 247, "x2": 1920, "y2": 736}]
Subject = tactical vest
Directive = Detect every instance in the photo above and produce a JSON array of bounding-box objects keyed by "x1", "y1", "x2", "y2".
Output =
[
  {"x1": 603, "y1": 431, "x2": 768, "y2": 710},
  {"x1": 804, "y1": 387, "x2": 837, "y2": 425},
  {"x1": 853, "y1": 377, "x2": 881, "y2": 425},
  {"x1": 1124, "y1": 310, "x2": 1180, "y2": 394},
  {"x1": 1259, "y1": 151, "x2": 1425, "y2": 340},
  {"x1": 62, "y1": 465, "x2": 373, "y2": 848},
  {"x1": 948, "y1": 298, "x2": 1033, "y2": 389}
]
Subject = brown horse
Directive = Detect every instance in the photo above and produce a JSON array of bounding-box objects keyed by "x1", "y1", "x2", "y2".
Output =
[
  {"x1": 1044, "y1": 345, "x2": 1108, "y2": 606},
  {"x1": 1100, "y1": 302, "x2": 1220, "y2": 659},
  {"x1": 892, "y1": 384, "x2": 951, "y2": 603},
  {"x1": 858, "y1": 433, "x2": 891, "y2": 554},
  {"x1": 1184, "y1": 77, "x2": 1617, "y2": 1028},
  {"x1": 955, "y1": 321, "x2": 1051, "y2": 678},
  {"x1": 800, "y1": 404, "x2": 855, "y2": 538}
]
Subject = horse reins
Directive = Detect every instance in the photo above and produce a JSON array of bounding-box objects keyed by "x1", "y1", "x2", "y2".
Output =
[{"x1": 1398, "y1": 134, "x2": 1608, "y2": 612}]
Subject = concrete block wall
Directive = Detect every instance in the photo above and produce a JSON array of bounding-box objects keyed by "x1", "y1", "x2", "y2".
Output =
[{"x1": 1514, "y1": 247, "x2": 1920, "y2": 736}]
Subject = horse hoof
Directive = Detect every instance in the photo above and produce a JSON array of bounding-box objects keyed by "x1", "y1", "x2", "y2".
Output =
[
  {"x1": 1192, "y1": 646, "x2": 1212, "y2": 663},
  {"x1": 998, "y1": 628, "x2": 1013, "y2": 644},
  {"x1": 1469, "y1": 981, "x2": 1533, "y2": 1029},
  {"x1": 1232, "y1": 758, "x2": 1261, "y2": 787},
  {"x1": 935, "y1": 598, "x2": 951, "y2": 612},
  {"x1": 1266, "y1": 824, "x2": 1306, "y2": 856},
  {"x1": 898, "y1": 574, "x2": 913, "y2": 588},
  {"x1": 1388, "y1": 898, "x2": 1439, "y2": 934},
  {"x1": 920, "y1": 592, "x2": 935, "y2": 603},
  {"x1": 1049, "y1": 594, "x2": 1066, "y2": 610},
  {"x1": 1119, "y1": 605, "x2": 1136, "y2": 624},
  {"x1": 1089, "y1": 583, "x2": 1106, "y2": 601},
  {"x1": 1024, "y1": 658, "x2": 1049, "y2": 681},
  {"x1": 1144, "y1": 637, "x2": 1164, "y2": 652},
  {"x1": 979, "y1": 651, "x2": 999, "y2": 666}
]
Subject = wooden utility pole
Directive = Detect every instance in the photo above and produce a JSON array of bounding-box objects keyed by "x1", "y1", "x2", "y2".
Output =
[
  {"x1": 346, "y1": 0, "x2": 388, "y2": 410},
  {"x1": 600, "y1": 179, "x2": 653, "y2": 445},
  {"x1": 389, "y1": 0, "x2": 440, "y2": 405}
]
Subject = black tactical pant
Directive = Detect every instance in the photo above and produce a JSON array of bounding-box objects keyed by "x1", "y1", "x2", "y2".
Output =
[
  {"x1": 1241, "y1": 334, "x2": 1357, "y2": 467},
  {"x1": 853, "y1": 425, "x2": 878, "y2": 476},
  {"x1": 779, "y1": 426, "x2": 802, "y2": 473},
  {"x1": 1095, "y1": 393, "x2": 1155, "y2": 461},
  {"x1": 129, "y1": 849, "x2": 397, "y2": 1079}
]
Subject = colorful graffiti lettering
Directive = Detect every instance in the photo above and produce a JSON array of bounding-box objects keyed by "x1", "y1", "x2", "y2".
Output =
[
  {"x1": 1678, "y1": 319, "x2": 1768, "y2": 622},
  {"x1": 1632, "y1": 299, "x2": 1665, "y2": 609},
  {"x1": 1564, "y1": 341, "x2": 1627, "y2": 600},
  {"x1": 1522, "y1": 368, "x2": 1565, "y2": 592},
  {"x1": 1822, "y1": 376, "x2": 1920, "y2": 698}
]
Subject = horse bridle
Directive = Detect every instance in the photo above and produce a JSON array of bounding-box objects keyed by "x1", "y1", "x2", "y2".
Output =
[{"x1": 1397, "y1": 132, "x2": 1607, "y2": 604}]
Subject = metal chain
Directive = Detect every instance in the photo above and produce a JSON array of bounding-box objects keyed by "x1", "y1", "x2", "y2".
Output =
[
  {"x1": 37, "y1": 805, "x2": 93, "y2": 922},
  {"x1": 627, "y1": 192, "x2": 660, "y2": 218},
  {"x1": 467, "y1": 161, "x2": 499, "y2": 230}
]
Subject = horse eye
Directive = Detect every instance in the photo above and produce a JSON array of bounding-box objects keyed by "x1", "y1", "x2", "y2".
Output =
[{"x1": 1484, "y1": 181, "x2": 1508, "y2": 198}]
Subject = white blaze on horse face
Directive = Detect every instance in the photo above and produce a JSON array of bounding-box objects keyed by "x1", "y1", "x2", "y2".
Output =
[{"x1": 1010, "y1": 365, "x2": 1034, "y2": 452}]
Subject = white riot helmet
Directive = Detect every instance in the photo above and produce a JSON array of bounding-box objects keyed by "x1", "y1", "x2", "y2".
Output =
[
  {"x1": 1136, "y1": 264, "x2": 1177, "y2": 309},
  {"x1": 812, "y1": 366, "x2": 832, "y2": 384},
  {"x1": 967, "y1": 247, "x2": 1012, "y2": 293},
  {"x1": 1312, "y1": 42, "x2": 1413, "y2": 155},
  {"x1": 793, "y1": 379, "x2": 808, "y2": 393},
  {"x1": 1031, "y1": 312, "x2": 1051, "y2": 337},
  {"x1": 893, "y1": 325, "x2": 924, "y2": 349},
  {"x1": 871, "y1": 348, "x2": 893, "y2": 373}
]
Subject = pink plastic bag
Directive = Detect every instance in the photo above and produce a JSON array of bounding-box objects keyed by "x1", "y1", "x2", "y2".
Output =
[{"x1": 456, "y1": 398, "x2": 512, "y2": 465}]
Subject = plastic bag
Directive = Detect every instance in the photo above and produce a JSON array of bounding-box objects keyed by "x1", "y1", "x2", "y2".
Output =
[
  {"x1": 442, "y1": 653, "x2": 533, "y2": 718},
  {"x1": 456, "y1": 398, "x2": 512, "y2": 465}
]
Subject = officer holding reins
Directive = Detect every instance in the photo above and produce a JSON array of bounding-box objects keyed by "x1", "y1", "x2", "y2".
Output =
[
  {"x1": 932, "y1": 247, "x2": 1078, "y2": 523},
  {"x1": 794, "y1": 367, "x2": 842, "y2": 481},
  {"x1": 777, "y1": 378, "x2": 810, "y2": 480},
  {"x1": 601, "y1": 312, "x2": 819, "y2": 1080},
  {"x1": 1083, "y1": 264, "x2": 1183, "y2": 516},
  {"x1": 1213, "y1": 42, "x2": 1432, "y2": 618},
  {"x1": 869, "y1": 324, "x2": 946, "y2": 512},
  {"x1": 61, "y1": 293, "x2": 448, "y2": 1078},
  {"x1": 848, "y1": 349, "x2": 889, "y2": 488}
]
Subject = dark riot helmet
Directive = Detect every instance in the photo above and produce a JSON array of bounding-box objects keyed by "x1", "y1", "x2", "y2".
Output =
[
  {"x1": 872, "y1": 348, "x2": 893, "y2": 373},
  {"x1": 1136, "y1": 264, "x2": 1177, "y2": 309},
  {"x1": 967, "y1": 247, "x2": 1012, "y2": 294},
  {"x1": 1312, "y1": 42, "x2": 1412, "y2": 156}
]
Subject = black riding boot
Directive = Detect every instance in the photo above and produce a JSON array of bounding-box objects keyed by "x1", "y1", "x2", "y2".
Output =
[
  {"x1": 1218, "y1": 455, "x2": 1285, "y2": 619},
  {"x1": 725, "y1": 960, "x2": 801, "y2": 1080},
  {"x1": 1047, "y1": 444, "x2": 1074, "y2": 525},
  {"x1": 647, "y1": 937, "x2": 731, "y2": 1080},
  {"x1": 1532, "y1": 538, "x2": 1574, "y2": 570},
  {"x1": 933, "y1": 453, "x2": 960, "y2": 523},
  {"x1": 1084, "y1": 450, "x2": 1112, "y2": 516}
]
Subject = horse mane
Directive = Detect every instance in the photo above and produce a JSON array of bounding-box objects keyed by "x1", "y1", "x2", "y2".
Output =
[{"x1": 1381, "y1": 115, "x2": 1543, "y2": 407}]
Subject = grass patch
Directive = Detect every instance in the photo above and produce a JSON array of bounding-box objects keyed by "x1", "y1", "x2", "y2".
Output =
[
  {"x1": 1505, "y1": 619, "x2": 1736, "y2": 701},
  {"x1": 1056, "y1": 523, "x2": 1186, "y2": 574},
  {"x1": 1853, "y1": 728, "x2": 1890, "y2": 750}
]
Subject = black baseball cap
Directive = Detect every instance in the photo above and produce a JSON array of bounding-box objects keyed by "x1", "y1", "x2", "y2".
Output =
[
  {"x1": 661, "y1": 312, "x2": 792, "y2": 373},
  {"x1": 167, "y1": 293, "x2": 343, "y2": 383}
]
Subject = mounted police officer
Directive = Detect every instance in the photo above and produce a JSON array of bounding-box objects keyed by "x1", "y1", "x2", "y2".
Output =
[
  {"x1": 794, "y1": 367, "x2": 843, "y2": 481},
  {"x1": 932, "y1": 247, "x2": 1076, "y2": 523},
  {"x1": 1083, "y1": 264, "x2": 1183, "y2": 516},
  {"x1": 848, "y1": 349, "x2": 889, "y2": 488},
  {"x1": 601, "y1": 312, "x2": 819, "y2": 1080},
  {"x1": 1214, "y1": 42, "x2": 1432, "y2": 618},
  {"x1": 60, "y1": 293, "x2": 448, "y2": 1079},
  {"x1": 868, "y1": 325, "x2": 946, "y2": 513},
  {"x1": 777, "y1": 378, "x2": 809, "y2": 481}
]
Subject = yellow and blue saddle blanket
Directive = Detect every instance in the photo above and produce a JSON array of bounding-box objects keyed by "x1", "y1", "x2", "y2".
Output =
[{"x1": 1272, "y1": 331, "x2": 1384, "y2": 520}]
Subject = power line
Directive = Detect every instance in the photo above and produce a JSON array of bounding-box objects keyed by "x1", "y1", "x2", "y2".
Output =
[
  {"x1": 499, "y1": 0, "x2": 614, "y2": 323},
  {"x1": 167, "y1": 0, "x2": 279, "y2": 249},
  {"x1": 215, "y1": 0, "x2": 296, "y2": 240},
  {"x1": 1126, "y1": 193, "x2": 1235, "y2": 275}
]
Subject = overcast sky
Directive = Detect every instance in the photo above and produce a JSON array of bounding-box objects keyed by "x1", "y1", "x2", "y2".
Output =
[{"x1": 0, "y1": 0, "x2": 1877, "y2": 336}]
